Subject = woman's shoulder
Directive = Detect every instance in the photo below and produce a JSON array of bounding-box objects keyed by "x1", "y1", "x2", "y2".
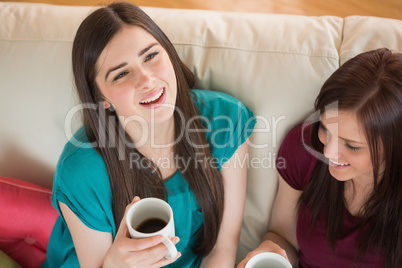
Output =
[
  {"x1": 191, "y1": 89, "x2": 255, "y2": 124},
  {"x1": 54, "y1": 126, "x2": 109, "y2": 188},
  {"x1": 276, "y1": 123, "x2": 318, "y2": 190},
  {"x1": 191, "y1": 89, "x2": 241, "y2": 103},
  {"x1": 189, "y1": 89, "x2": 256, "y2": 168},
  {"x1": 281, "y1": 124, "x2": 311, "y2": 149},
  {"x1": 191, "y1": 89, "x2": 248, "y2": 113},
  {"x1": 59, "y1": 127, "x2": 103, "y2": 165}
]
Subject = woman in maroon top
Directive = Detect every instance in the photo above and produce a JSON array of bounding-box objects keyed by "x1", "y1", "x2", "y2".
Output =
[{"x1": 238, "y1": 48, "x2": 402, "y2": 268}]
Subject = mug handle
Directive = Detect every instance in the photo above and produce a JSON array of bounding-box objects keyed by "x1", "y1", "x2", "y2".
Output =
[{"x1": 161, "y1": 235, "x2": 178, "y2": 259}]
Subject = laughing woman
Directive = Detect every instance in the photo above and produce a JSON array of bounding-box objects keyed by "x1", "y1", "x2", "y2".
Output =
[
  {"x1": 42, "y1": 2, "x2": 255, "y2": 267},
  {"x1": 238, "y1": 48, "x2": 402, "y2": 268}
]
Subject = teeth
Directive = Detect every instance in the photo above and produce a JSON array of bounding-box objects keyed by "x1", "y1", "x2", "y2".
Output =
[
  {"x1": 140, "y1": 88, "x2": 164, "y2": 104},
  {"x1": 329, "y1": 159, "x2": 349, "y2": 166}
]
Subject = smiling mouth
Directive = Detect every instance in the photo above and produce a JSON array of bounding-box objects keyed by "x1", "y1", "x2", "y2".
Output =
[
  {"x1": 329, "y1": 159, "x2": 350, "y2": 167},
  {"x1": 140, "y1": 88, "x2": 164, "y2": 105}
]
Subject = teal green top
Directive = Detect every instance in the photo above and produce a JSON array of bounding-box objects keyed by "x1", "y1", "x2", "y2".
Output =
[{"x1": 43, "y1": 89, "x2": 255, "y2": 268}]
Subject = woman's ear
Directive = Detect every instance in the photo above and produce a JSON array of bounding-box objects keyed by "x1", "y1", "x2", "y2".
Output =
[{"x1": 103, "y1": 101, "x2": 111, "y2": 109}]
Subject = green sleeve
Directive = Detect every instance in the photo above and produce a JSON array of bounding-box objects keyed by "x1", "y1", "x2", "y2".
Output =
[
  {"x1": 192, "y1": 89, "x2": 256, "y2": 171},
  {"x1": 52, "y1": 127, "x2": 116, "y2": 235}
]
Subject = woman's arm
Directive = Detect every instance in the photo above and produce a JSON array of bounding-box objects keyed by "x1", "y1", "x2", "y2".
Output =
[
  {"x1": 59, "y1": 197, "x2": 181, "y2": 267},
  {"x1": 59, "y1": 202, "x2": 111, "y2": 267},
  {"x1": 200, "y1": 140, "x2": 249, "y2": 268},
  {"x1": 237, "y1": 173, "x2": 301, "y2": 268}
]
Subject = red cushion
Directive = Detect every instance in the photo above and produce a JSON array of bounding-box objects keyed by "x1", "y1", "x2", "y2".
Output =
[{"x1": 0, "y1": 177, "x2": 58, "y2": 268}]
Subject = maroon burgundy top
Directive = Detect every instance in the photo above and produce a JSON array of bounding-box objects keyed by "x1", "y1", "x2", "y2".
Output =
[{"x1": 276, "y1": 124, "x2": 385, "y2": 268}]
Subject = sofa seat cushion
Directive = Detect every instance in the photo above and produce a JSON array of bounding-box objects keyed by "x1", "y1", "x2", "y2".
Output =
[{"x1": 0, "y1": 177, "x2": 58, "y2": 268}]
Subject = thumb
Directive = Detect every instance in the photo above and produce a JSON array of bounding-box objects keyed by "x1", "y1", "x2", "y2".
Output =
[{"x1": 115, "y1": 196, "x2": 141, "y2": 240}]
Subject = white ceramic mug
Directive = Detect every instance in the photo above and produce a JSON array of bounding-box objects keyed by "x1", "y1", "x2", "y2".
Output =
[
  {"x1": 245, "y1": 252, "x2": 292, "y2": 268},
  {"x1": 126, "y1": 197, "x2": 177, "y2": 259}
]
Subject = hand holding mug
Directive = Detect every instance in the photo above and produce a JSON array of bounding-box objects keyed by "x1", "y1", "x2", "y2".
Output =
[
  {"x1": 103, "y1": 197, "x2": 180, "y2": 268},
  {"x1": 237, "y1": 240, "x2": 291, "y2": 268},
  {"x1": 126, "y1": 197, "x2": 178, "y2": 259}
]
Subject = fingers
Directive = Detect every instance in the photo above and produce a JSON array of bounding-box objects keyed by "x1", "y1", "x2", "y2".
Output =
[
  {"x1": 276, "y1": 248, "x2": 289, "y2": 262},
  {"x1": 237, "y1": 251, "x2": 258, "y2": 268},
  {"x1": 115, "y1": 196, "x2": 141, "y2": 240},
  {"x1": 153, "y1": 252, "x2": 182, "y2": 267},
  {"x1": 263, "y1": 241, "x2": 289, "y2": 261},
  {"x1": 145, "y1": 237, "x2": 181, "y2": 266},
  {"x1": 131, "y1": 196, "x2": 141, "y2": 204},
  {"x1": 237, "y1": 240, "x2": 289, "y2": 268},
  {"x1": 130, "y1": 236, "x2": 179, "y2": 252},
  {"x1": 129, "y1": 235, "x2": 165, "y2": 251},
  {"x1": 123, "y1": 236, "x2": 181, "y2": 266},
  {"x1": 108, "y1": 197, "x2": 182, "y2": 267},
  {"x1": 237, "y1": 259, "x2": 246, "y2": 268}
]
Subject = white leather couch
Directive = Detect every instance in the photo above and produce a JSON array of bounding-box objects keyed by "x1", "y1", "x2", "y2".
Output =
[{"x1": 1, "y1": 2, "x2": 401, "y2": 264}]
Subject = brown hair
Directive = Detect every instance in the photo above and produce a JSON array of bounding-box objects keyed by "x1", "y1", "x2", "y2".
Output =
[
  {"x1": 300, "y1": 48, "x2": 402, "y2": 267},
  {"x1": 72, "y1": 2, "x2": 224, "y2": 256}
]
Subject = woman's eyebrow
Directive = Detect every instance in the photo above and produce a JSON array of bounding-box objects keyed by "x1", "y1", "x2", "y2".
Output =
[
  {"x1": 139, "y1": 42, "x2": 158, "y2": 57},
  {"x1": 105, "y1": 62, "x2": 127, "y2": 81},
  {"x1": 341, "y1": 137, "x2": 365, "y2": 145},
  {"x1": 320, "y1": 121, "x2": 365, "y2": 145}
]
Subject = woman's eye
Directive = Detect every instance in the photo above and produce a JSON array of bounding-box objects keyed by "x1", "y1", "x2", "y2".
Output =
[
  {"x1": 145, "y1": 52, "x2": 159, "y2": 62},
  {"x1": 345, "y1": 143, "x2": 360, "y2": 152},
  {"x1": 113, "y1": 71, "x2": 128, "y2": 82}
]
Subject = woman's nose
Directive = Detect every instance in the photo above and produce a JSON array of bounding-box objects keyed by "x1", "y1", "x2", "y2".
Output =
[
  {"x1": 323, "y1": 136, "x2": 340, "y2": 161},
  {"x1": 135, "y1": 68, "x2": 154, "y2": 90}
]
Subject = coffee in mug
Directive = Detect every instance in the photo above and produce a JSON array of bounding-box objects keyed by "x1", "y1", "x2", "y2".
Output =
[
  {"x1": 126, "y1": 197, "x2": 177, "y2": 259},
  {"x1": 136, "y1": 218, "x2": 168, "y2": 233}
]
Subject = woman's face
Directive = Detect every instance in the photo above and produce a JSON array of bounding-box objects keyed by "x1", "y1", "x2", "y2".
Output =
[
  {"x1": 95, "y1": 25, "x2": 177, "y2": 125},
  {"x1": 318, "y1": 109, "x2": 382, "y2": 183}
]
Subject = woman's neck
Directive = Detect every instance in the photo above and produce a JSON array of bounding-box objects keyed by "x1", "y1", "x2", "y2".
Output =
[
  {"x1": 344, "y1": 177, "x2": 374, "y2": 217},
  {"x1": 124, "y1": 117, "x2": 175, "y2": 151},
  {"x1": 122, "y1": 116, "x2": 177, "y2": 176}
]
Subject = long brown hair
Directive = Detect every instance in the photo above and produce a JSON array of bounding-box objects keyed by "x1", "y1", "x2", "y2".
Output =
[
  {"x1": 300, "y1": 48, "x2": 402, "y2": 267},
  {"x1": 72, "y1": 2, "x2": 224, "y2": 256}
]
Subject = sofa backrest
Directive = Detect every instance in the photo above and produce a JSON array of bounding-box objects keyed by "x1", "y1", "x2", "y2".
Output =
[{"x1": 1, "y1": 2, "x2": 401, "y2": 262}]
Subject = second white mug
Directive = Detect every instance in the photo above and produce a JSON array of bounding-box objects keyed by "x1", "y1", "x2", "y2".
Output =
[{"x1": 245, "y1": 252, "x2": 292, "y2": 268}]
